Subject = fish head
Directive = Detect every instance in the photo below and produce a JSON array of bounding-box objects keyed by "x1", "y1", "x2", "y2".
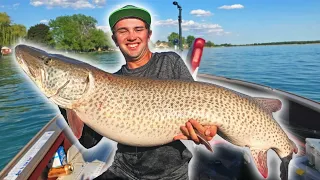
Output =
[{"x1": 15, "y1": 44, "x2": 92, "y2": 108}]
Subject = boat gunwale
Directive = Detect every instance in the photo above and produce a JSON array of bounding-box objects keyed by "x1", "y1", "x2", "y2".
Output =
[
  {"x1": 197, "y1": 73, "x2": 320, "y2": 109},
  {"x1": 0, "y1": 114, "x2": 63, "y2": 179}
]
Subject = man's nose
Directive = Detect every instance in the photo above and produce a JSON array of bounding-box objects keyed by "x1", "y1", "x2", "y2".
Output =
[{"x1": 127, "y1": 30, "x2": 137, "y2": 41}]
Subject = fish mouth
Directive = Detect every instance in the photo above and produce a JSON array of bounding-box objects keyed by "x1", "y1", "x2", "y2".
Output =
[
  {"x1": 15, "y1": 46, "x2": 39, "y2": 79},
  {"x1": 14, "y1": 44, "x2": 49, "y2": 92},
  {"x1": 15, "y1": 50, "x2": 34, "y2": 78}
]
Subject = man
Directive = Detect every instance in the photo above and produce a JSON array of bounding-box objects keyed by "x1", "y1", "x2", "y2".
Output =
[{"x1": 61, "y1": 4, "x2": 218, "y2": 180}]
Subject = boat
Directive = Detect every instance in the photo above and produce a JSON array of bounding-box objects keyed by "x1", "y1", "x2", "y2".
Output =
[
  {"x1": 1, "y1": 46, "x2": 12, "y2": 57},
  {"x1": 1, "y1": 38, "x2": 320, "y2": 180}
]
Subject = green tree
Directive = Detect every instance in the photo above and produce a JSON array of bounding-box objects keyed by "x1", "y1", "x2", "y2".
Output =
[
  {"x1": 0, "y1": 12, "x2": 11, "y2": 46},
  {"x1": 49, "y1": 14, "x2": 99, "y2": 52},
  {"x1": 167, "y1": 32, "x2": 179, "y2": 47},
  {"x1": 10, "y1": 24, "x2": 27, "y2": 43},
  {"x1": 0, "y1": 12, "x2": 26, "y2": 46},
  {"x1": 205, "y1": 41, "x2": 215, "y2": 47},
  {"x1": 0, "y1": 12, "x2": 10, "y2": 24},
  {"x1": 27, "y1": 23, "x2": 52, "y2": 45},
  {"x1": 167, "y1": 32, "x2": 186, "y2": 47},
  {"x1": 186, "y1": 35, "x2": 195, "y2": 48},
  {"x1": 88, "y1": 29, "x2": 112, "y2": 51}
]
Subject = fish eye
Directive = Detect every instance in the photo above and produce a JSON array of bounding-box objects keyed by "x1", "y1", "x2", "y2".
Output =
[
  {"x1": 44, "y1": 58, "x2": 52, "y2": 65},
  {"x1": 38, "y1": 56, "x2": 52, "y2": 65}
]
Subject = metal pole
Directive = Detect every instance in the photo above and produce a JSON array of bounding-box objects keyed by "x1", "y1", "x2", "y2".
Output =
[
  {"x1": 173, "y1": 1, "x2": 182, "y2": 52},
  {"x1": 178, "y1": 7, "x2": 182, "y2": 51}
]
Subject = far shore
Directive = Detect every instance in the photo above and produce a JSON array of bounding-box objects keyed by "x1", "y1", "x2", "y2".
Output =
[
  {"x1": 2, "y1": 41, "x2": 319, "y2": 55},
  {"x1": 208, "y1": 41, "x2": 320, "y2": 48}
]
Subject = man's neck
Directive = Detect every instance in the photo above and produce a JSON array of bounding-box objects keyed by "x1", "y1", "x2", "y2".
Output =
[{"x1": 126, "y1": 50, "x2": 153, "y2": 69}]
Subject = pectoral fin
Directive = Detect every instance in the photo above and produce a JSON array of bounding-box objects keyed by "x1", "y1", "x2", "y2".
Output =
[
  {"x1": 194, "y1": 129, "x2": 213, "y2": 152},
  {"x1": 66, "y1": 109, "x2": 84, "y2": 139},
  {"x1": 250, "y1": 148, "x2": 269, "y2": 178}
]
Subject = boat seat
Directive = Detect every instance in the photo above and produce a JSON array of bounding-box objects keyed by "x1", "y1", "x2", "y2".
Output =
[
  {"x1": 58, "y1": 137, "x2": 117, "y2": 180},
  {"x1": 55, "y1": 116, "x2": 118, "y2": 180}
]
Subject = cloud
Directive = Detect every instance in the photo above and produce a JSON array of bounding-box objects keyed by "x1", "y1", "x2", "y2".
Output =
[
  {"x1": 190, "y1": 9, "x2": 213, "y2": 17},
  {"x1": 92, "y1": 0, "x2": 106, "y2": 8},
  {"x1": 40, "y1": 19, "x2": 49, "y2": 24},
  {"x1": 30, "y1": 0, "x2": 105, "y2": 9},
  {"x1": 13, "y1": 3, "x2": 20, "y2": 7},
  {"x1": 0, "y1": 3, "x2": 20, "y2": 9},
  {"x1": 30, "y1": 1, "x2": 44, "y2": 7},
  {"x1": 218, "y1": 4, "x2": 244, "y2": 10},
  {"x1": 96, "y1": 25, "x2": 110, "y2": 33},
  {"x1": 154, "y1": 19, "x2": 177, "y2": 26},
  {"x1": 155, "y1": 19, "x2": 230, "y2": 36}
]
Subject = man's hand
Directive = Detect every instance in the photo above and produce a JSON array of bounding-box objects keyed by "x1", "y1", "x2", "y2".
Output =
[{"x1": 173, "y1": 119, "x2": 217, "y2": 144}]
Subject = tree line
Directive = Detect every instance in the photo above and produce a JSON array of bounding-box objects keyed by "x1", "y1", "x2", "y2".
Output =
[
  {"x1": 161, "y1": 32, "x2": 215, "y2": 48},
  {"x1": 2, "y1": 11, "x2": 318, "y2": 51},
  {"x1": 160, "y1": 32, "x2": 320, "y2": 48},
  {"x1": 0, "y1": 12, "x2": 26, "y2": 48},
  {"x1": 0, "y1": 13, "x2": 114, "y2": 52},
  {"x1": 236, "y1": 40, "x2": 320, "y2": 46}
]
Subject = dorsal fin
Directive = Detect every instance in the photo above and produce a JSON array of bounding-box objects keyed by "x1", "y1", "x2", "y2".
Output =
[{"x1": 254, "y1": 97, "x2": 282, "y2": 113}]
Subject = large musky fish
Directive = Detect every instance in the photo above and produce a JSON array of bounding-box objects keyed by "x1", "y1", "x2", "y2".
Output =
[{"x1": 14, "y1": 44, "x2": 297, "y2": 179}]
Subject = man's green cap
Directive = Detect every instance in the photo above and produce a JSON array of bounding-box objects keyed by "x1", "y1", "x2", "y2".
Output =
[{"x1": 109, "y1": 5, "x2": 151, "y2": 29}]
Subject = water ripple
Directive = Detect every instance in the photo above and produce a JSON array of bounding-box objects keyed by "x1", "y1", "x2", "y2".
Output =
[{"x1": 1, "y1": 45, "x2": 320, "y2": 170}]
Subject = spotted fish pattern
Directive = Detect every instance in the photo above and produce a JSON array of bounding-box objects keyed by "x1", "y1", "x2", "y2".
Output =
[{"x1": 14, "y1": 44, "x2": 297, "y2": 179}]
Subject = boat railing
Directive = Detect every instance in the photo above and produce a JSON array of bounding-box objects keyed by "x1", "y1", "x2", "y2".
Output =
[{"x1": 0, "y1": 114, "x2": 65, "y2": 180}]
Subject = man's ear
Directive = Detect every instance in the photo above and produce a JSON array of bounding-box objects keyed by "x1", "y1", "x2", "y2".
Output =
[
  {"x1": 112, "y1": 34, "x2": 119, "y2": 47},
  {"x1": 148, "y1": 30, "x2": 152, "y2": 41}
]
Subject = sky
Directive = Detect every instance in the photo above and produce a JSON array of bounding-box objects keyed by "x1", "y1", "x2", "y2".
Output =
[{"x1": 1, "y1": 0, "x2": 320, "y2": 45}]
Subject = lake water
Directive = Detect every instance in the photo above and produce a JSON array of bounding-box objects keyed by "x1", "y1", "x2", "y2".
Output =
[{"x1": 0, "y1": 44, "x2": 319, "y2": 171}]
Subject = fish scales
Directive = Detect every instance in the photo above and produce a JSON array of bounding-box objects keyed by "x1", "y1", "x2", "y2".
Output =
[
  {"x1": 74, "y1": 71, "x2": 288, "y2": 152},
  {"x1": 14, "y1": 44, "x2": 297, "y2": 179}
]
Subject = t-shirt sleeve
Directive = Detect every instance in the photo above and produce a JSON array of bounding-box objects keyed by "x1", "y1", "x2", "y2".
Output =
[{"x1": 172, "y1": 53, "x2": 195, "y2": 81}]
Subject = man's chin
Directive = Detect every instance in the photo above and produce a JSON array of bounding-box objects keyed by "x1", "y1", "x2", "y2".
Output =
[{"x1": 125, "y1": 52, "x2": 142, "y2": 60}]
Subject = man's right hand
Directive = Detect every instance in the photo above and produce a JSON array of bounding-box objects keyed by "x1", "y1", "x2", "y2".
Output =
[{"x1": 173, "y1": 119, "x2": 218, "y2": 144}]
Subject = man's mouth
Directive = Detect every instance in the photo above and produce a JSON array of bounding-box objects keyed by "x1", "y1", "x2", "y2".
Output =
[{"x1": 127, "y1": 43, "x2": 139, "y2": 50}]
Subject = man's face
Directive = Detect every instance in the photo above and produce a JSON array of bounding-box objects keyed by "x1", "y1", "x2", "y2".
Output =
[{"x1": 112, "y1": 18, "x2": 152, "y2": 61}]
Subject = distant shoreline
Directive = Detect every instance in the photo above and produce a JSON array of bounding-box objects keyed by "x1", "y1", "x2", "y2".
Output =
[{"x1": 212, "y1": 40, "x2": 320, "y2": 48}]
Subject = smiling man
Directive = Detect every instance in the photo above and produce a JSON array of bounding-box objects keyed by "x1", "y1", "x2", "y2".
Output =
[{"x1": 90, "y1": 5, "x2": 218, "y2": 180}]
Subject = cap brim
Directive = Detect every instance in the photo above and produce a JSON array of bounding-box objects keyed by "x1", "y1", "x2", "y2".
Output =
[{"x1": 109, "y1": 8, "x2": 151, "y2": 29}]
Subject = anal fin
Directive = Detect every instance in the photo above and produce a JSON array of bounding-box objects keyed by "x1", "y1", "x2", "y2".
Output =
[
  {"x1": 66, "y1": 109, "x2": 84, "y2": 139},
  {"x1": 250, "y1": 148, "x2": 269, "y2": 179}
]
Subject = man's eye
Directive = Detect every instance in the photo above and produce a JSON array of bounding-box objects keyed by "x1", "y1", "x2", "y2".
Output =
[
  {"x1": 136, "y1": 28, "x2": 144, "y2": 32},
  {"x1": 118, "y1": 30, "x2": 128, "y2": 33}
]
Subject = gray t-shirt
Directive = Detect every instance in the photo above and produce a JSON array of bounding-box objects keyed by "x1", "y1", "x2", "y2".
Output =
[
  {"x1": 113, "y1": 51, "x2": 194, "y2": 179},
  {"x1": 115, "y1": 51, "x2": 194, "y2": 81}
]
